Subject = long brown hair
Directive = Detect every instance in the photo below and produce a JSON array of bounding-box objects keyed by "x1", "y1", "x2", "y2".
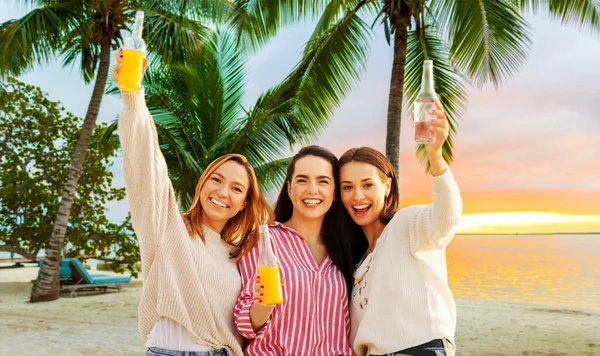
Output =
[
  {"x1": 181, "y1": 154, "x2": 274, "y2": 259},
  {"x1": 338, "y1": 146, "x2": 400, "y2": 224}
]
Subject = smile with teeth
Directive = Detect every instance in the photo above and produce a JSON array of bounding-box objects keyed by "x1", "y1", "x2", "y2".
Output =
[
  {"x1": 352, "y1": 204, "x2": 371, "y2": 215},
  {"x1": 302, "y1": 199, "x2": 323, "y2": 206},
  {"x1": 210, "y1": 197, "x2": 229, "y2": 208},
  {"x1": 353, "y1": 204, "x2": 370, "y2": 210}
]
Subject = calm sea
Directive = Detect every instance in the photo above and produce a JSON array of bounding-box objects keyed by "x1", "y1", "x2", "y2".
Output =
[
  {"x1": 448, "y1": 234, "x2": 600, "y2": 310},
  {"x1": 3, "y1": 235, "x2": 599, "y2": 310}
]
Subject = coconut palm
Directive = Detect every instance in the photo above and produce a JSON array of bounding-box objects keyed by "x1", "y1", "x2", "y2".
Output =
[
  {"x1": 104, "y1": 24, "x2": 370, "y2": 209},
  {"x1": 0, "y1": 0, "x2": 232, "y2": 302},
  {"x1": 231, "y1": 0, "x2": 600, "y2": 174}
]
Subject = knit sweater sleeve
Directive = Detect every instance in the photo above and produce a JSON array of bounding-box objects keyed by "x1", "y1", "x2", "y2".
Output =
[
  {"x1": 117, "y1": 89, "x2": 174, "y2": 257},
  {"x1": 405, "y1": 167, "x2": 462, "y2": 254},
  {"x1": 234, "y1": 244, "x2": 273, "y2": 340}
]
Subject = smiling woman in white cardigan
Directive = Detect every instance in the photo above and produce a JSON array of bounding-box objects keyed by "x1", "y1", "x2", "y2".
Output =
[{"x1": 338, "y1": 100, "x2": 462, "y2": 356}]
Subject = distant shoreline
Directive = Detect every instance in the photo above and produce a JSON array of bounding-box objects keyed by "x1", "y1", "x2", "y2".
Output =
[{"x1": 456, "y1": 232, "x2": 600, "y2": 236}]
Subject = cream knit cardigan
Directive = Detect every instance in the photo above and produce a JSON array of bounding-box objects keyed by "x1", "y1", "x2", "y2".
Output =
[{"x1": 118, "y1": 89, "x2": 243, "y2": 355}]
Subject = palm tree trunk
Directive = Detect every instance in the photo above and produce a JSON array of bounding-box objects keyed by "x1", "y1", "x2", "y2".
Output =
[
  {"x1": 30, "y1": 38, "x2": 112, "y2": 303},
  {"x1": 385, "y1": 12, "x2": 411, "y2": 178}
]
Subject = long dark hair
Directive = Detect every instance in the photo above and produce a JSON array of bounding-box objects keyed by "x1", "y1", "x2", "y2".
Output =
[
  {"x1": 338, "y1": 147, "x2": 400, "y2": 265},
  {"x1": 274, "y1": 145, "x2": 354, "y2": 295}
]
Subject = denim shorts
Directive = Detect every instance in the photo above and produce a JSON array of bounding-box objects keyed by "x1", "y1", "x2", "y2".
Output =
[{"x1": 146, "y1": 347, "x2": 229, "y2": 356}]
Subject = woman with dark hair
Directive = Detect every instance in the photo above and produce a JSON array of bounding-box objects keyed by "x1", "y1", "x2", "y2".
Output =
[
  {"x1": 234, "y1": 145, "x2": 354, "y2": 356},
  {"x1": 339, "y1": 101, "x2": 462, "y2": 356}
]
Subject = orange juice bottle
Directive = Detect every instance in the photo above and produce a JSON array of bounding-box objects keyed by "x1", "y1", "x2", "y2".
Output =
[
  {"x1": 118, "y1": 11, "x2": 146, "y2": 92},
  {"x1": 257, "y1": 224, "x2": 283, "y2": 305}
]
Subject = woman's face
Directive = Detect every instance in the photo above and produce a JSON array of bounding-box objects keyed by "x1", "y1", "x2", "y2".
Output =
[
  {"x1": 287, "y1": 155, "x2": 335, "y2": 222},
  {"x1": 339, "y1": 161, "x2": 390, "y2": 228},
  {"x1": 200, "y1": 160, "x2": 250, "y2": 233}
]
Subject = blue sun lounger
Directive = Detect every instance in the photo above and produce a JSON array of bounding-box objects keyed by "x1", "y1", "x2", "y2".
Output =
[{"x1": 39, "y1": 258, "x2": 131, "y2": 297}]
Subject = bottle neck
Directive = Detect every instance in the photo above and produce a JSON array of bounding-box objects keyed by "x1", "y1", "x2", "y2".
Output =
[
  {"x1": 418, "y1": 63, "x2": 436, "y2": 99},
  {"x1": 131, "y1": 17, "x2": 143, "y2": 39},
  {"x1": 259, "y1": 226, "x2": 278, "y2": 265}
]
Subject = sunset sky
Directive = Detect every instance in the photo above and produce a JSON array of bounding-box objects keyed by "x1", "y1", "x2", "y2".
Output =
[{"x1": 2, "y1": 4, "x2": 599, "y2": 234}]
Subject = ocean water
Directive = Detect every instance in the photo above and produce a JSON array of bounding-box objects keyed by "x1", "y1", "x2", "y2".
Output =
[
  {"x1": 3, "y1": 235, "x2": 599, "y2": 310},
  {"x1": 447, "y1": 234, "x2": 600, "y2": 310}
]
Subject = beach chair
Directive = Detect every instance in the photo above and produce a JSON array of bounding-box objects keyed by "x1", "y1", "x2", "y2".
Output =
[
  {"x1": 61, "y1": 258, "x2": 131, "y2": 298},
  {"x1": 38, "y1": 258, "x2": 131, "y2": 298},
  {"x1": 37, "y1": 259, "x2": 72, "y2": 281}
]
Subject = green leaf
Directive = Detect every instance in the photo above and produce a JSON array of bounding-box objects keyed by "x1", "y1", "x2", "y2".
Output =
[
  {"x1": 513, "y1": 0, "x2": 600, "y2": 32},
  {"x1": 142, "y1": 6, "x2": 211, "y2": 65},
  {"x1": 232, "y1": 0, "x2": 330, "y2": 52},
  {"x1": 253, "y1": 157, "x2": 292, "y2": 193},
  {"x1": 0, "y1": 2, "x2": 78, "y2": 76},
  {"x1": 293, "y1": 8, "x2": 373, "y2": 137},
  {"x1": 437, "y1": 0, "x2": 532, "y2": 88},
  {"x1": 145, "y1": 0, "x2": 234, "y2": 23}
]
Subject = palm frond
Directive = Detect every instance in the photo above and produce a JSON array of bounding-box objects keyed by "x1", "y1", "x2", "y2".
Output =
[
  {"x1": 144, "y1": 0, "x2": 234, "y2": 23},
  {"x1": 60, "y1": 17, "x2": 99, "y2": 83},
  {"x1": 404, "y1": 27, "x2": 468, "y2": 170},
  {"x1": 253, "y1": 157, "x2": 292, "y2": 194},
  {"x1": 293, "y1": 9, "x2": 372, "y2": 136},
  {"x1": 437, "y1": 0, "x2": 532, "y2": 89},
  {"x1": 513, "y1": 0, "x2": 600, "y2": 32},
  {"x1": 228, "y1": 7, "x2": 372, "y2": 164},
  {"x1": 212, "y1": 27, "x2": 246, "y2": 136},
  {"x1": 0, "y1": 3, "x2": 78, "y2": 76},
  {"x1": 232, "y1": 0, "x2": 329, "y2": 52},
  {"x1": 307, "y1": 0, "x2": 346, "y2": 42},
  {"x1": 142, "y1": 6, "x2": 210, "y2": 65}
]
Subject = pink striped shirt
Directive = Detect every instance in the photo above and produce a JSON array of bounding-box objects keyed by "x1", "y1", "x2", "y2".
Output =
[{"x1": 234, "y1": 222, "x2": 353, "y2": 356}]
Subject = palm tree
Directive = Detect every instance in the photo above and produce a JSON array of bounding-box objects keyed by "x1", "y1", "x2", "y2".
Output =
[
  {"x1": 231, "y1": 0, "x2": 600, "y2": 175},
  {"x1": 104, "y1": 25, "x2": 370, "y2": 209},
  {"x1": 0, "y1": 0, "x2": 231, "y2": 302}
]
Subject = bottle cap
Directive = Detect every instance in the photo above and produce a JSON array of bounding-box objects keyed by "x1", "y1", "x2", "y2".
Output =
[
  {"x1": 135, "y1": 11, "x2": 144, "y2": 19},
  {"x1": 423, "y1": 59, "x2": 433, "y2": 66}
]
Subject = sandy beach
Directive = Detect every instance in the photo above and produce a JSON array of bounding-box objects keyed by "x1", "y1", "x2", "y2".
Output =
[{"x1": 1, "y1": 266, "x2": 599, "y2": 356}]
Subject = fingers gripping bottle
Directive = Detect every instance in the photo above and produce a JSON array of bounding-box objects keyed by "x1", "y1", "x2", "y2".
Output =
[
  {"x1": 414, "y1": 59, "x2": 437, "y2": 144},
  {"x1": 257, "y1": 224, "x2": 283, "y2": 305},
  {"x1": 118, "y1": 11, "x2": 146, "y2": 92}
]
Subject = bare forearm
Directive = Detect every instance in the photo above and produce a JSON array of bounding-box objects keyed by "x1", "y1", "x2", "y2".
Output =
[
  {"x1": 249, "y1": 302, "x2": 275, "y2": 332},
  {"x1": 428, "y1": 151, "x2": 447, "y2": 177}
]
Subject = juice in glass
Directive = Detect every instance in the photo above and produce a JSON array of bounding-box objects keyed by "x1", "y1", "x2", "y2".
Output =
[
  {"x1": 118, "y1": 49, "x2": 145, "y2": 92},
  {"x1": 258, "y1": 265, "x2": 283, "y2": 305}
]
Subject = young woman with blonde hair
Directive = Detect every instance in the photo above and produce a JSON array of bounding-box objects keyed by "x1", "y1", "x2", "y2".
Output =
[{"x1": 114, "y1": 51, "x2": 273, "y2": 356}]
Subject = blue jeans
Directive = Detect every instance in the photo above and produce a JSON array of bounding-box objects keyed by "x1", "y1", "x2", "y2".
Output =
[{"x1": 146, "y1": 347, "x2": 228, "y2": 356}]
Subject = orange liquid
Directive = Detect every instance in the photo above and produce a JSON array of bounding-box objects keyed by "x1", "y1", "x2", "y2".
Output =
[
  {"x1": 258, "y1": 265, "x2": 283, "y2": 305},
  {"x1": 118, "y1": 49, "x2": 145, "y2": 92}
]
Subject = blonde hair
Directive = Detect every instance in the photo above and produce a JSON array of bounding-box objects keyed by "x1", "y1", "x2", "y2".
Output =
[{"x1": 181, "y1": 154, "x2": 274, "y2": 259}]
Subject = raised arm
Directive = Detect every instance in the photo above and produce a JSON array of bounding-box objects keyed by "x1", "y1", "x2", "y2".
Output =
[
  {"x1": 118, "y1": 89, "x2": 174, "y2": 247},
  {"x1": 114, "y1": 53, "x2": 175, "y2": 258},
  {"x1": 407, "y1": 164, "x2": 462, "y2": 253},
  {"x1": 407, "y1": 100, "x2": 462, "y2": 253}
]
